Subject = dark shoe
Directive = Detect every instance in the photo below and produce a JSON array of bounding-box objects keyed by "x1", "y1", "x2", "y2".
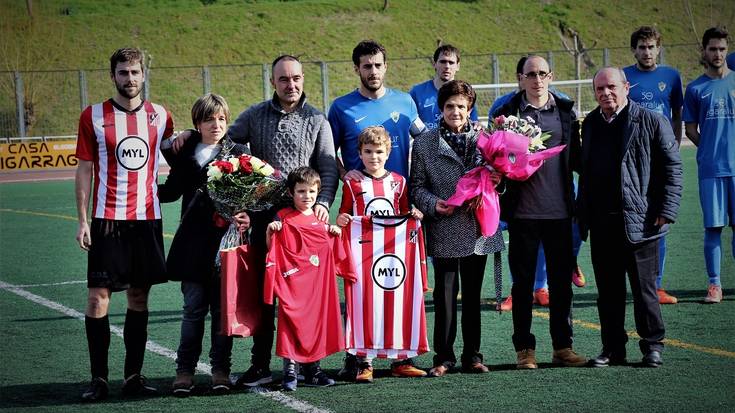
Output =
[
  {"x1": 210, "y1": 371, "x2": 232, "y2": 395},
  {"x1": 462, "y1": 361, "x2": 489, "y2": 374},
  {"x1": 81, "y1": 377, "x2": 109, "y2": 402},
  {"x1": 642, "y1": 350, "x2": 663, "y2": 368},
  {"x1": 121, "y1": 374, "x2": 158, "y2": 397},
  {"x1": 302, "y1": 366, "x2": 335, "y2": 387},
  {"x1": 589, "y1": 351, "x2": 627, "y2": 367},
  {"x1": 171, "y1": 372, "x2": 194, "y2": 398},
  {"x1": 428, "y1": 364, "x2": 449, "y2": 377},
  {"x1": 235, "y1": 365, "x2": 273, "y2": 387},
  {"x1": 336, "y1": 353, "x2": 358, "y2": 382}
]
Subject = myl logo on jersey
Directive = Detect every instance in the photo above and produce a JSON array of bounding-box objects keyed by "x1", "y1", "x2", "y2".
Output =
[
  {"x1": 365, "y1": 197, "x2": 395, "y2": 216},
  {"x1": 116, "y1": 136, "x2": 149, "y2": 171},
  {"x1": 371, "y1": 254, "x2": 406, "y2": 291}
]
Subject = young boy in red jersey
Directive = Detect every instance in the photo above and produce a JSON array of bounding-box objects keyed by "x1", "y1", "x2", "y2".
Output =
[
  {"x1": 265, "y1": 167, "x2": 352, "y2": 391},
  {"x1": 336, "y1": 126, "x2": 426, "y2": 383}
]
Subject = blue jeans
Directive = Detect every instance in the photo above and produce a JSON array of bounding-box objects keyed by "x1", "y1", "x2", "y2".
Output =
[{"x1": 175, "y1": 279, "x2": 233, "y2": 374}]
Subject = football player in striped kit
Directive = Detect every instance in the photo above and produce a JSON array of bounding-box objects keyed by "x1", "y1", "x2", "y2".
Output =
[{"x1": 75, "y1": 48, "x2": 174, "y2": 401}]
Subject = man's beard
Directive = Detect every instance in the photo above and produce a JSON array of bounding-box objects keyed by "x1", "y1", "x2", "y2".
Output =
[
  {"x1": 637, "y1": 59, "x2": 656, "y2": 70},
  {"x1": 116, "y1": 81, "x2": 141, "y2": 100},
  {"x1": 705, "y1": 58, "x2": 723, "y2": 69},
  {"x1": 360, "y1": 74, "x2": 383, "y2": 92}
]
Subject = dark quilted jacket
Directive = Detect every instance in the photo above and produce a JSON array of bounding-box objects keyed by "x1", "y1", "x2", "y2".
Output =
[{"x1": 577, "y1": 101, "x2": 683, "y2": 244}]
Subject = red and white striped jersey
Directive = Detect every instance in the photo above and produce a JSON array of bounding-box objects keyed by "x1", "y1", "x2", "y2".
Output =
[
  {"x1": 76, "y1": 99, "x2": 174, "y2": 220},
  {"x1": 345, "y1": 215, "x2": 429, "y2": 359},
  {"x1": 339, "y1": 171, "x2": 409, "y2": 217}
]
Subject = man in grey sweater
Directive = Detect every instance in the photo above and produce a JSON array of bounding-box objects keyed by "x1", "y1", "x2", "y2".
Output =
[
  {"x1": 228, "y1": 55, "x2": 338, "y2": 387},
  {"x1": 172, "y1": 55, "x2": 338, "y2": 388}
]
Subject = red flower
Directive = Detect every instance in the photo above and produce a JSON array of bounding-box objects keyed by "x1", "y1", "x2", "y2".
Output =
[
  {"x1": 239, "y1": 155, "x2": 254, "y2": 174},
  {"x1": 212, "y1": 160, "x2": 234, "y2": 174}
]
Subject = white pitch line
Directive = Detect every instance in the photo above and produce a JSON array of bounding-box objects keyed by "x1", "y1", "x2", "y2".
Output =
[
  {"x1": 12, "y1": 280, "x2": 86, "y2": 288},
  {"x1": 0, "y1": 176, "x2": 75, "y2": 183},
  {"x1": 0, "y1": 280, "x2": 332, "y2": 413}
]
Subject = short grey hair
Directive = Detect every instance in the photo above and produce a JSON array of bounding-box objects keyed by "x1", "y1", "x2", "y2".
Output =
[{"x1": 593, "y1": 67, "x2": 627, "y2": 86}]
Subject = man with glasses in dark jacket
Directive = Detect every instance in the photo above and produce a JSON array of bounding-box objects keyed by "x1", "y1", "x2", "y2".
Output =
[{"x1": 493, "y1": 55, "x2": 586, "y2": 370}]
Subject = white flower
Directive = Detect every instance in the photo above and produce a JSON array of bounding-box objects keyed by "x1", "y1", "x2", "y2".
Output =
[
  {"x1": 228, "y1": 157, "x2": 240, "y2": 172},
  {"x1": 248, "y1": 156, "x2": 274, "y2": 176},
  {"x1": 250, "y1": 157, "x2": 266, "y2": 170},
  {"x1": 255, "y1": 163, "x2": 275, "y2": 176},
  {"x1": 530, "y1": 136, "x2": 546, "y2": 152},
  {"x1": 207, "y1": 165, "x2": 223, "y2": 181}
]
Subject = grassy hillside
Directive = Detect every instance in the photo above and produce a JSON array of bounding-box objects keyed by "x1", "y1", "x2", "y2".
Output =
[{"x1": 1, "y1": 0, "x2": 733, "y2": 136}]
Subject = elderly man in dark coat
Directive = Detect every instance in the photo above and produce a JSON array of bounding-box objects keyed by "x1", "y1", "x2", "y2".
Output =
[{"x1": 577, "y1": 67, "x2": 682, "y2": 368}]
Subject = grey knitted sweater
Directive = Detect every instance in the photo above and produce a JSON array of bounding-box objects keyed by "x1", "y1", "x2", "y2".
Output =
[{"x1": 226, "y1": 94, "x2": 338, "y2": 206}]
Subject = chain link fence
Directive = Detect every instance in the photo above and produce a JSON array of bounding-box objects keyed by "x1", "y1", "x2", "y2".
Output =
[{"x1": 0, "y1": 44, "x2": 703, "y2": 139}]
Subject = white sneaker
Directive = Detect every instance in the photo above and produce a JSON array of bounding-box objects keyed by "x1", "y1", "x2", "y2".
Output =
[{"x1": 704, "y1": 284, "x2": 723, "y2": 303}]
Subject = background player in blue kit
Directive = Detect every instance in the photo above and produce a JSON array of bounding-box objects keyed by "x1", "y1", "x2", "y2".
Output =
[
  {"x1": 727, "y1": 51, "x2": 735, "y2": 70},
  {"x1": 623, "y1": 26, "x2": 684, "y2": 305},
  {"x1": 410, "y1": 45, "x2": 478, "y2": 130},
  {"x1": 329, "y1": 40, "x2": 426, "y2": 180},
  {"x1": 683, "y1": 27, "x2": 735, "y2": 304},
  {"x1": 329, "y1": 40, "x2": 428, "y2": 380}
]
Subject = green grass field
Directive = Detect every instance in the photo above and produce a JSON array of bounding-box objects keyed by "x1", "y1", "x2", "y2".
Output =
[{"x1": 1, "y1": 146, "x2": 734, "y2": 412}]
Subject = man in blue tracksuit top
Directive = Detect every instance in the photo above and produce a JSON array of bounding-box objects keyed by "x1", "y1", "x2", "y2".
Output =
[
  {"x1": 409, "y1": 44, "x2": 478, "y2": 130},
  {"x1": 623, "y1": 26, "x2": 684, "y2": 305}
]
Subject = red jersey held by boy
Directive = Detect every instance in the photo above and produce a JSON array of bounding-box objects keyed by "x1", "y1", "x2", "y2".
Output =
[
  {"x1": 264, "y1": 207, "x2": 357, "y2": 363},
  {"x1": 345, "y1": 215, "x2": 429, "y2": 359},
  {"x1": 339, "y1": 170, "x2": 409, "y2": 216},
  {"x1": 75, "y1": 99, "x2": 174, "y2": 220}
]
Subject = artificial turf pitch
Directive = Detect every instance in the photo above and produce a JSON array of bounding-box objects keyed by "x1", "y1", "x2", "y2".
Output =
[{"x1": 0, "y1": 146, "x2": 733, "y2": 412}]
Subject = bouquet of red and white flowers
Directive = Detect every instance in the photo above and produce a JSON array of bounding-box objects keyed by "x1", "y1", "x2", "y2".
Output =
[{"x1": 206, "y1": 151, "x2": 289, "y2": 221}]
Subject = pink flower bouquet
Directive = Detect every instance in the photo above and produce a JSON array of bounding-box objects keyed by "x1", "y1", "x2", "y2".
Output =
[{"x1": 446, "y1": 116, "x2": 566, "y2": 236}]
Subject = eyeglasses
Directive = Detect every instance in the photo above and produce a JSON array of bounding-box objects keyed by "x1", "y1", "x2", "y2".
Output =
[{"x1": 521, "y1": 71, "x2": 552, "y2": 80}]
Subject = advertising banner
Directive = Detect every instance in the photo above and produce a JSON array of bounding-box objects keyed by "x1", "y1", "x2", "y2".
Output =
[{"x1": 0, "y1": 140, "x2": 78, "y2": 171}]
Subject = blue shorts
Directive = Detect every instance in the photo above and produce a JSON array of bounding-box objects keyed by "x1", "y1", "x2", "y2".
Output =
[{"x1": 699, "y1": 177, "x2": 735, "y2": 228}]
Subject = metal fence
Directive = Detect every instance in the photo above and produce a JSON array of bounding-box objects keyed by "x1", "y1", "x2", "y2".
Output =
[{"x1": 0, "y1": 43, "x2": 704, "y2": 139}]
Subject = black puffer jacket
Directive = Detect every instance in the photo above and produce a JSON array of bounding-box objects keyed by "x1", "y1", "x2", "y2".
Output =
[{"x1": 577, "y1": 101, "x2": 683, "y2": 244}]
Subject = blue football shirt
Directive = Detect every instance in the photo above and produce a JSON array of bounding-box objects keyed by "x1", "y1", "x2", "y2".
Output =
[
  {"x1": 328, "y1": 88, "x2": 423, "y2": 178},
  {"x1": 727, "y1": 53, "x2": 735, "y2": 70},
  {"x1": 683, "y1": 71, "x2": 735, "y2": 178},
  {"x1": 409, "y1": 79, "x2": 478, "y2": 130},
  {"x1": 623, "y1": 65, "x2": 683, "y2": 121},
  {"x1": 488, "y1": 91, "x2": 516, "y2": 119}
]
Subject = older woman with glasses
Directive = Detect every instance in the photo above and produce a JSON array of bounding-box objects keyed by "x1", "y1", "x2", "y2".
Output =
[{"x1": 410, "y1": 80, "x2": 505, "y2": 377}]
